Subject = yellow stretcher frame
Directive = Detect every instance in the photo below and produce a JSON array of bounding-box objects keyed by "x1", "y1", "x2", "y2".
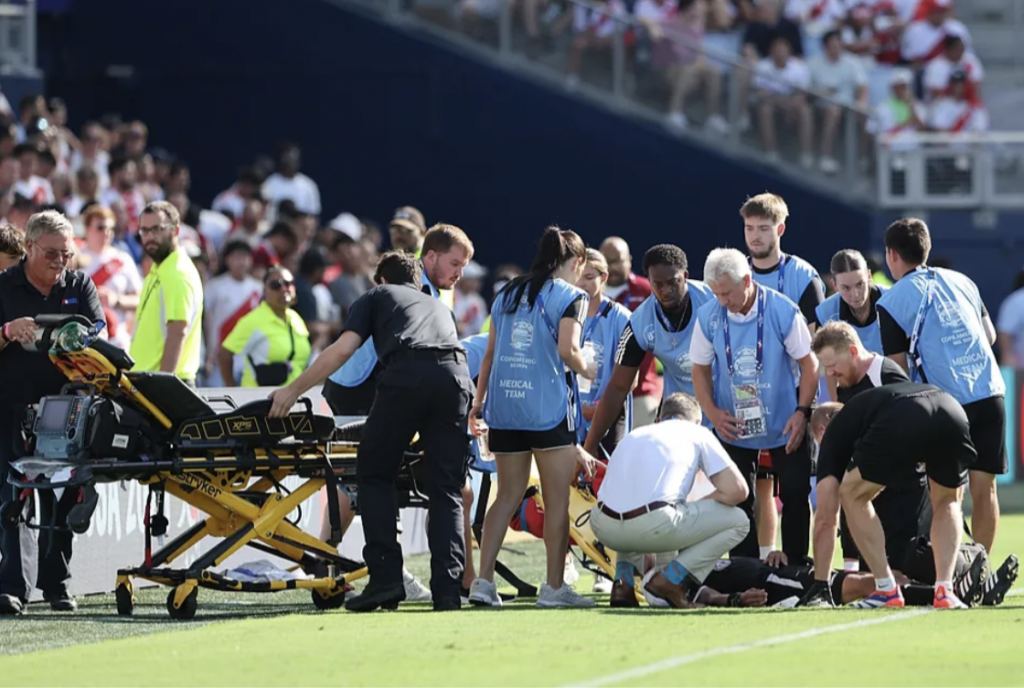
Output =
[{"x1": 44, "y1": 345, "x2": 372, "y2": 620}]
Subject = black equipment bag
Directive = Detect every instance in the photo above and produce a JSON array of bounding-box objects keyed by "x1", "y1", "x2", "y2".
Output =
[
  {"x1": 249, "y1": 322, "x2": 295, "y2": 386},
  {"x1": 85, "y1": 397, "x2": 147, "y2": 460}
]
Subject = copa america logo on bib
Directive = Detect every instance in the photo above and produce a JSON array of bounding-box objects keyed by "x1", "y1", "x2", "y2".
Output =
[
  {"x1": 675, "y1": 351, "x2": 693, "y2": 378},
  {"x1": 511, "y1": 319, "x2": 534, "y2": 351},
  {"x1": 733, "y1": 346, "x2": 759, "y2": 378},
  {"x1": 935, "y1": 300, "x2": 965, "y2": 329}
]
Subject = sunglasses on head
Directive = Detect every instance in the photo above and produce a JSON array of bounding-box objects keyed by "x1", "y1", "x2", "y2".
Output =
[{"x1": 267, "y1": 278, "x2": 294, "y2": 290}]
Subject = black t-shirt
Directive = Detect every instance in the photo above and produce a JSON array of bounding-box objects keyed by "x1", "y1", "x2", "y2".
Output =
[
  {"x1": 344, "y1": 283, "x2": 463, "y2": 365},
  {"x1": 751, "y1": 262, "x2": 824, "y2": 325},
  {"x1": 836, "y1": 356, "x2": 910, "y2": 404},
  {"x1": 0, "y1": 262, "x2": 105, "y2": 410},
  {"x1": 743, "y1": 18, "x2": 805, "y2": 58},
  {"x1": 616, "y1": 294, "x2": 694, "y2": 368},
  {"x1": 817, "y1": 382, "x2": 939, "y2": 483}
]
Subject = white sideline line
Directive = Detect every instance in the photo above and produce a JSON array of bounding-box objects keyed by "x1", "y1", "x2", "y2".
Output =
[{"x1": 568, "y1": 609, "x2": 932, "y2": 688}]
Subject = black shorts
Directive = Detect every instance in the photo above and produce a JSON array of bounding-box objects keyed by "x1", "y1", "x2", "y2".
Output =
[
  {"x1": 322, "y1": 366, "x2": 381, "y2": 416},
  {"x1": 849, "y1": 391, "x2": 975, "y2": 489},
  {"x1": 962, "y1": 395, "x2": 1008, "y2": 475},
  {"x1": 489, "y1": 416, "x2": 577, "y2": 454}
]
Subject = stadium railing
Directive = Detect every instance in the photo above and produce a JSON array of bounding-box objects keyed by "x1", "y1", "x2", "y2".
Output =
[
  {"x1": 876, "y1": 132, "x2": 1024, "y2": 210},
  {"x1": 0, "y1": 0, "x2": 36, "y2": 74}
]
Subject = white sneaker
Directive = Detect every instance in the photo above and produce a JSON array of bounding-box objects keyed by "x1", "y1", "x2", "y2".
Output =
[
  {"x1": 706, "y1": 114, "x2": 730, "y2": 135},
  {"x1": 467, "y1": 578, "x2": 502, "y2": 607},
  {"x1": 563, "y1": 557, "x2": 580, "y2": 587},
  {"x1": 537, "y1": 582, "x2": 596, "y2": 608},
  {"x1": 403, "y1": 569, "x2": 432, "y2": 602},
  {"x1": 593, "y1": 577, "x2": 613, "y2": 594},
  {"x1": 820, "y1": 156, "x2": 840, "y2": 174},
  {"x1": 665, "y1": 112, "x2": 688, "y2": 131}
]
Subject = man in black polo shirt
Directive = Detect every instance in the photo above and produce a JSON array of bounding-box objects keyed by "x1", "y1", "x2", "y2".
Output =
[
  {"x1": 808, "y1": 321, "x2": 925, "y2": 591},
  {"x1": 806, "y1": 383, "x2": 977, "y2": 610},
  {"x1": 0, "y1": 210, "x2": 104, "y2": 615},
  {"x1": 270, "y1": 250, "x2": 473, "y2": 613}
]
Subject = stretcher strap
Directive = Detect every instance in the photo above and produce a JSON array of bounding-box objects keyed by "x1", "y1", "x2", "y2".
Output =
[{"x1": 323, "y1": 456, "x2": 342, "y2": 546}]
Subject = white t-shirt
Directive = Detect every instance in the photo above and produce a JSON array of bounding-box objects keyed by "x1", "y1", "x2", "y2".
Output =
[
  {"x1": 997, "y1": 287, "x2": 1024, "y2": 366},
  {"x1": 14, "y1": 176, "x2": 55, "y2": 205},
  {"x1": 597, "y1": 420, "x2": 734, "y2": 512},
  {"x1": 689, "y1": 295, "x2": 813, "y2": 366},
  {"x1": 754, "y1": 57, "x2": 812, "y2": 97},
  {"x1": 204, "y1": 273, "x2": 264, "y2": 355},
  {"x1": 211, "y1": 185, "x2": 247, "y2": 220},
  {"x1": 69, "y1": 150, "x2": 111, "y2": 192},
  {"x1": 922, "y1": 52, "x2": 984, "y2": 99},
  {"x1": 784, "y1": 0, "x2": 845, "y2": 34},
  {"x1": 810, "y1": 53, "x2": 867, "y2": 104},
  {"x1": 901, "y1": 18, "x2": 971, "y2": 63},
  {"x1": 261, "y1": 172, "x2": 321, "y2": 217},
  {"x1": 927, "y1": 98, "x2": 989, "y2": 133},
  {"x1": 454, "y1": 290, "x2": 489, "y2": 336},
  {"x1": 635, "y1": 0, "x2": 676, "y2": 24}
]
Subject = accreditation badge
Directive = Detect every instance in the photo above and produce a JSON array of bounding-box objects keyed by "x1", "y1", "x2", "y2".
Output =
[{"x1": 732, "y1": 383, "x2": 767, "y2": 439}]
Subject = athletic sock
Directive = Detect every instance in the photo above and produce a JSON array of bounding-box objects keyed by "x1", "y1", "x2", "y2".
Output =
[
  {"x1": 615, "y1": 561, "x2": 637, "y2": 583},
  {"x1": 936, "y1": 580, "x2": 953, "y2": 593},
  {"x1": 663, "y1": 561, "x2": 689, "y2": 586},
  {"x1": 875, "y1": 576, "x2": 896, "y2": 592},
  {"x1": 843, "y1": 560, "x2": 860, "y2": 572},
  {"x1": 901, "y1": 584, "x2": 934, "y2": 606},
  {"x1": 760, "y1": 546, "x2": 773, "y2": 560}
]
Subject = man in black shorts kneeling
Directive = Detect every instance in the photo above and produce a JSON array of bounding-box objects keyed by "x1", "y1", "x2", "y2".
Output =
[{"x1": 807, "y1": 382, "x2": 977, "y2": 610}]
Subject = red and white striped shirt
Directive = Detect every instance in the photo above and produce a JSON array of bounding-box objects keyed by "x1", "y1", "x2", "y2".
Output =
[
  {"x1": 204, "y1": 273, "x2": 263, "y2": 355},
  {"x1": 901, "y1": 18, "x2": 970, "y2": 63}
]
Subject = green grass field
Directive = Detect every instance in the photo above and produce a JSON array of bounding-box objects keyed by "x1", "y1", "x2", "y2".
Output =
[{"x1": 1, "y1": 514, "x2": 1022, "y2": 686}]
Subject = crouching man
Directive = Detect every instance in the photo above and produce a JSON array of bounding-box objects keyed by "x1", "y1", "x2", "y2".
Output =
[{"x1": 590, "y1": 393, "x2": 750, "y2": 609}]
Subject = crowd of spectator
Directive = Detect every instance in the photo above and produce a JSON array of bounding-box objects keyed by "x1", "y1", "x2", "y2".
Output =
[
  {"x1": 0, "y1": 96, "x2": 500, "y2": 389},
  {"x1": 449, "y1": 0, "x2": 989, "y2": 172}
]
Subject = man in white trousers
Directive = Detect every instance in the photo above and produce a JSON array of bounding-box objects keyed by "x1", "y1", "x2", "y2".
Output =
[{"x1": 590, "y1": 393, "x2": 750, "y2": 608}]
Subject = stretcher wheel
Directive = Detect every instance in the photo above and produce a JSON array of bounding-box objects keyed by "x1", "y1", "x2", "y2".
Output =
[
  {"x1": 312, "y1": 586, "x2": 347, "y2": 611},
  {"x1": 115, "y1": 581, "x2": 135, "y2": 617},
  {"x1": 166, "y1": 586, "x2": 198, "y2": 621}
]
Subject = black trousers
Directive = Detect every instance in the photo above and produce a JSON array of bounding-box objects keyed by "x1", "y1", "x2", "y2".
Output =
[
  {"x1": 356, "y1": 355, "x2": 473, "y2": 602},
  {"x1": 721, "y1": 436, "x2": 812, "y2": 561},
  {"x1": 0, "y1": 408, "x2": 74, "y2": 602}
]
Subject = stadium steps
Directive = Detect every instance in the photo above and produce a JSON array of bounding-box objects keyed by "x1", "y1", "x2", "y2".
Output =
[{"x1": 957, "y1": 0, "x2": 1024, "y2": 130}]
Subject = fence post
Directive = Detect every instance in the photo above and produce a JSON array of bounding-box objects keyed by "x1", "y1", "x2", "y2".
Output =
[
  {"x1": 612, "y1": 21, "x2": 625, "y2": 100},
  {"x1": 499, "y1": 0, "x2": 512, "y2": 59},
  {"x1": 844, "y1": 107, "x2": 859, "y2": 184}
]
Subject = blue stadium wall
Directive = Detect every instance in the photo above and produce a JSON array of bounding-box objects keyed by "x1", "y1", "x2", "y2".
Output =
[{"x1": 50, "y1": 0, "x2": 872, "y2": 277}]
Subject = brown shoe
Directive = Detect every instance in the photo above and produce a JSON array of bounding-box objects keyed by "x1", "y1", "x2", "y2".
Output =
[
  {"x1": 609, "y1": 580, "x2": 639, "y2": 608},
  {"x1": 644, "y1": 571, "x2": 699, "y2": 609}
]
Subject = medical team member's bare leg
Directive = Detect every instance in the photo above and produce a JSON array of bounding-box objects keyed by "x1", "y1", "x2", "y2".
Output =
[
  {"x1": 319, "y1": 491, "x2": 356, "y2": 544},
  {"x1": 533, "y1": 446, "x2": 579, "y2": 591},
  {"x1": 839, "y1": 468, "x2": 900, "y2": 606},
  {"x1": 968, "y1": 471, "x2": 998, "y2": 555},
  {"x1": 473, "y1": 451, "x2": 533, "y2": 602},
  {"x1": 930, "y1": 480, "x2": 966, "y2": 604}
]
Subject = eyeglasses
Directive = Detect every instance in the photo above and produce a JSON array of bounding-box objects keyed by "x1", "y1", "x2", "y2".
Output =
[
  {"x1": 138, "y1": 224, "x2": 171, "y2": 235},
  {"x1": 267, "y1": 279, "x2": 294, "y2": 290},
  {"x1": 36, "y1": 247, "x2": 75, "y2": 263}
]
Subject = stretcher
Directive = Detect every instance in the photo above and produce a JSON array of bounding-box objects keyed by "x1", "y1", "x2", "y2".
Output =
[{"x1": 5, "y1": 315, "x2": 427, "y2": 620}]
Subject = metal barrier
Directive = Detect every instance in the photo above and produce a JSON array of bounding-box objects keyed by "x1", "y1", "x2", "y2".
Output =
[
  {"x1": 876, "y1": 132, "x2": 1024, "y2": 209},
  {"x1": 0, "y1": 0, "x2": 36, "y2": 74}
]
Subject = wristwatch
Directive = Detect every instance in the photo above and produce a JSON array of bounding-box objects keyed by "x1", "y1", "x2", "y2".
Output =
[{"x1": 796, "y1": 405, "x2": 812, "y2": 420}]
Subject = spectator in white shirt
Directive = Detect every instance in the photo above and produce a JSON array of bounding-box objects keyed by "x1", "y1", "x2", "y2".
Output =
[
  {"x1": 900, "y1": 0, "x2": 971, "y2": 67},
  {"x1": 922, "y1": 35, "x2": 983, "y2": 104},
  {"x1": 927, "y1": 70, "x2": 987, "y2": 135},
  {"x1": 590, "y1": 393, "x2": 750, "y2": 608},
  {"x1": 69, "y1": 121, "x2": 111, "y2": 193},
  {"x1": 810, "y1": 30, "x2": 867, "y2": 174},
  {"x1": 203, "y1": 240, "x2": 263, "y2": 385},
  {"x1": 997, "y1": 271, "x2": 1024, "y2": 370},
  {"x1": 261, "y1": 142, "x2": 321, "y2": 222},
  {"x1": 454, "y1": 260, "x2": 489, "y2": 336},
  {"x1": 561, "y1": 0, "x2": 628, "y2": 90},
  {"x1": 754, "y1": 36, "x2": 814, "y2": 166},
  {"x1": 64, "y1": 166, "x2": 101, "y2": 220},
  {"x1": 212, "y1": 167, "x2": 264, "y2": 223},
  {"x1": 783, "y1": 0, "x2": 845, "y2": 59},
  {"x1": 12, "y1": 144, "x2": 55, "y2": 206}
]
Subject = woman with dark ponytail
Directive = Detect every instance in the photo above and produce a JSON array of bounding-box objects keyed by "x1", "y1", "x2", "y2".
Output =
[{"x1": 468, "y1": 226, "x2": 598, "y2": 609}]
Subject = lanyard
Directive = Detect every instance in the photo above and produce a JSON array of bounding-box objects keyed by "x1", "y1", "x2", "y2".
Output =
[
  {"x1": 908, "y1": 268, "x2": 935, "y2": 371},
  {"x1": 582, "y1": 299, "x2": 613, "y2": 344},
  {"x1": 535, "y1": 292, "x2": 560, "y2": 341},
  {"x1": 749, "y1": 253, "x2": 788, "y2": 294},
  {"x1": 723, "y1": 285, "x2": 766, "y2": 380}
]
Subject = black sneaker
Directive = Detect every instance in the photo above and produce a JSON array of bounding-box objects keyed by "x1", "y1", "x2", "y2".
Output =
[
  {"x1": 981, "y1": 554, "x2": 1019, "y2": 606},
  {"x1": 43, "y1": 592, "x2": 78, "y2": 612},
  {"x1": 0, "y1": 594, "x2": 25, "y2": 615},
  {"x1": 797, "y1": 579, "x2": 835, "y2": 608},
  {"x1": 954, "y1": 551, "x2": 989, "y2": 607},
  {"x1": 344, "y1": 583, "x2": 406, "y2": 613}
]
